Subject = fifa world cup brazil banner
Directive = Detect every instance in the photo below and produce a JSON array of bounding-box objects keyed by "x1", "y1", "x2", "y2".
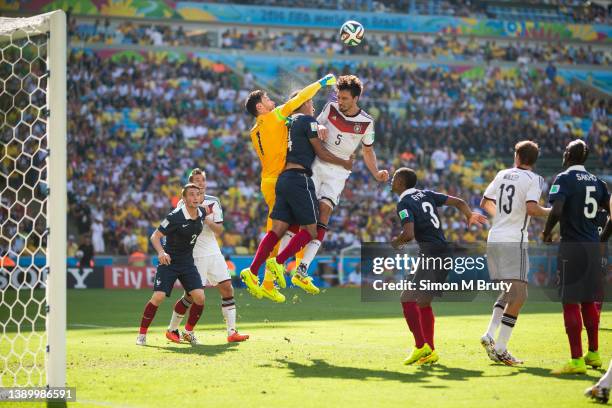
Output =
[{"x1": 3, "y1": 1, "x2": 612, "y2": 42}]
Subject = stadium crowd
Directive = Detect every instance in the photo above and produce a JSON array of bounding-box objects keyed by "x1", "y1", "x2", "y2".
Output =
[
  {"x1": 70, "y1": 19, "x2": 611, "y2": 66},
  {"x1": 54, "y1": 49, "x2": 610, "y2": 258}
]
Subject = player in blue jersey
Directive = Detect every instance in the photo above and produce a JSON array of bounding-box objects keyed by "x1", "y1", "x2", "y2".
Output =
[
  {"x1": 390, "y1": 167, "x2": 487, "y2": 366},
  {"x1": 543, "y1": 140, "x2": 611, "y2": 374},
  {"x1": 136, "y1": 183, "x2": 207, "y2": 346},
  {"x1": 585, "y1": 196, "x2": 612, "y2": 402},
  {"x1": 240, "y1": 95, "x2": 353, "y2": 302}
]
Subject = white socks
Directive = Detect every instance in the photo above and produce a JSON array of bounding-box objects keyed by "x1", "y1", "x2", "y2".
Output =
[
  {"x1": 168, "y1": 311, "x2": 184, "y2": 331},
  {"x1": 485, "y1": 302, "x2": 505, "y2": 339},
  {"x1": 300, "y1": 239, "x2": 322, "y2": 270},
  {"x1": 278, "y1": 231, "x2": 295, "y2": 254},
  {"x1": 222, "y1": 297, "x2": 236, "y2": 335},
  {"x1": 495, "y1": 313, "x2": 517, "y2": 353}
]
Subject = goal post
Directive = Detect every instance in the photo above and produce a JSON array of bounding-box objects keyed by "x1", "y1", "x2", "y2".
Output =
[
  {"x1": 47, "y1": 10, "x2": 67, "y2": 389},
  {"x1": 0, "y1": 10, "x2": 66, "y2": 387}
]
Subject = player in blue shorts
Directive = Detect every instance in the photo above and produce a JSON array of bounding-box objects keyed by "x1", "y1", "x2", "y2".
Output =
[
  {"x1": 390, "y1": 167, "x2": 487, "y2": 366},
  {"x1": 136, "y1": 183, "x2": 207, "y2": 346},
  {"x1": 543, "y1": 140, "x2": 611, "y2": 374}
]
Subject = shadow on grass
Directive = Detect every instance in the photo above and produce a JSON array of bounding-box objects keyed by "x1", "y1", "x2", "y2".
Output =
[
  {"x1": 260, "y1": 358, "x2": 493, "y2": 386},
  {"x1": 144, "y1": 342, "x2": 239, "y2": 357},
  {"x1": 516, "y1": 365, "x2": 603, "y2": 381}
]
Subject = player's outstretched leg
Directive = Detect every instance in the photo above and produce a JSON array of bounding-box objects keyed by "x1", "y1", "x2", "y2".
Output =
[
  {"x1": 166, "y1": 294, "x2": 191, "y2": 343},
  {"x1": 181, "y1": 289, "x2": 205, "y2": 346},
  {"x1": 218, "y1": 281, "x2": 249, "y2": 342},
  {"x1": 266, "y1": 230, "x2": 316, "y2": 290},
  {"x1": 585, "y1": 358, "x2": 612, "y2": 403},
  {"x1": 291, "y1": 224, "x2": 326, "y2": 295},
  {"x1": 553, "y1": 303, "x2": 587, "y2": 374},
  {"x1": 241, "y1": 230, "x2": 282, "y2": 299},
  {"x1": 137, "y1": 291, "x2": 165, "y2": 345},
  {"x1": 581, "y1": 302, "x2": 602, "y2": 368}
]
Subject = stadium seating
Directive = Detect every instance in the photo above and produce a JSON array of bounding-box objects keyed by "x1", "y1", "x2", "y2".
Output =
[{"x1": 58, "y1": 43, "x2": 610, "y2": 256}]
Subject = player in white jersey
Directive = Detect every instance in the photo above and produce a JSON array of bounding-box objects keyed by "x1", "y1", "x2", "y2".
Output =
[
  {"x1": 292, "y1": 75, "x2": 388, "y2": 285},
  {"x1": 479, "y1": 141, "x2": 550, "y2": 365},
  {"x1": 166, "y1": 168, "x2": 249, "y2": 344}
]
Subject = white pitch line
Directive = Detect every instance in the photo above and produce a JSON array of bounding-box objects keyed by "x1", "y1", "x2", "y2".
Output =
[{"x1": 69, "y1": 323, "x2": 116, "y2": 328}]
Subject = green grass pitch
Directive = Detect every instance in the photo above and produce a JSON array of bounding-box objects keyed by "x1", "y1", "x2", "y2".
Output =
[{"x1": 1, "y1": 288, "x2": 610, "y2": 407}]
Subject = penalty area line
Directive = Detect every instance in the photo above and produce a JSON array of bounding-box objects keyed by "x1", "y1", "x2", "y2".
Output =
[{"x1": 69, "y1": 323, "x2": 117, "y2": 328}]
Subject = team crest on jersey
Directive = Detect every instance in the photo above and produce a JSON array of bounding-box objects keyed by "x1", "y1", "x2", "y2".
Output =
[{"x1": 354, "y1": 124, "x2": 362, "y2": 133}]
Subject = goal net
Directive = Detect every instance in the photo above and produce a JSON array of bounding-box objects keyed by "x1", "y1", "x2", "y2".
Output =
[{"x1": 0, "y1": 11, "x2": 66, "y2": 387}]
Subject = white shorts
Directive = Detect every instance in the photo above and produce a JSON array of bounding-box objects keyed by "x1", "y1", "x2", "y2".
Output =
[
  {"x1": 486, "y1": 243, "x2": 529, "y2": 282},
  {"x1": 194, "y1": 254, "x2": 230, "y2": 286},
  {"x1": 311, "y1": 159, "x2": 350, "y2": 207}
]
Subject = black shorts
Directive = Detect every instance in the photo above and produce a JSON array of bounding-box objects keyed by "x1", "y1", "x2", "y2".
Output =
[
  {"x1": 557, "y1": 242, "x2": 604, "y2": 303},
  {"x1": 153, "y1": 262, "x2": 203, "y2": 297},
  {"x1": 270, "y1": 169, "x2": 318, "y2": 226},
  {"x1": 409, "y1": 245, "x2": 451, "y2": 297}
]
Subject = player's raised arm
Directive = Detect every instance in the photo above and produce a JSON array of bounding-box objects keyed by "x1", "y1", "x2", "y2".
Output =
[
  {"x1": 278, "y1": 74, "x2": 337, "y2": 119},
  {"x1": 445, "y1": 196, "x2": 488, "y2": 227}
]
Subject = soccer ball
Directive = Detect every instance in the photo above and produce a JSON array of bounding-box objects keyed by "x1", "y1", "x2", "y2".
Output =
[{"x1": 340, "y1": 20, "x2": 364, "y2": 46}]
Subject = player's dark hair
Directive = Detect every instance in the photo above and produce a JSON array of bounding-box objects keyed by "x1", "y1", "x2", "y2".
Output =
[
  {"x1": 245, "y1": 90, "x2": 265, "y2": 117},
  {"x1": 395, "y1": 167, "x2": 417, "y2": 189},
  {"x1": 188, "y1": 168, "x2": 205, "y2": 182},
  {"x1": 181, "y1": 183, "x2": 200, "y2": 197},
  {"x1": 514, "y1": 140, "x2": 539, "y2": 167},
  {"x1": 565, "y1": 139, "x2": 589, "y2": 165},
  {"x1": 336, "y1": 75, "x2": 362, "y2": 98}
]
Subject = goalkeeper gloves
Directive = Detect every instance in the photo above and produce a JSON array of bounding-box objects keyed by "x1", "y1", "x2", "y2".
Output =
[{"x1": 318, "y1": 74, "x2": 336, "y2": 87}]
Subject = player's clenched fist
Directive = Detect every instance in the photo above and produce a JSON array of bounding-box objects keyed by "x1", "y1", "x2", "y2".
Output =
[
  {"x1": 375, "y1": 169, "x2": 389, "y2": 182},
  {"x1": 318, "y1": 74, "x2": 336, "y2": 87},
  {"x1": 157, "y1": 251, "x2": 171, "y2": 265}
]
